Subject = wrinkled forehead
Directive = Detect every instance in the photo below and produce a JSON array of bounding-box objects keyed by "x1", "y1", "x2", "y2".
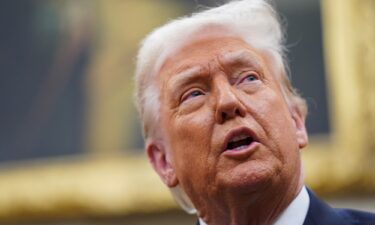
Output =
[
  {"x1": 152, "y1": 25, "x2": 245, "y2": 76},
  {"x1": 162, "y1": 39, "x2": 263, "y2": 75}
]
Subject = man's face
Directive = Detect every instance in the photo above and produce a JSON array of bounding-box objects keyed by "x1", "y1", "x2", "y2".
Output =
[{"x1": 153, "y1": 35, "x2": 307, "y2": 207}]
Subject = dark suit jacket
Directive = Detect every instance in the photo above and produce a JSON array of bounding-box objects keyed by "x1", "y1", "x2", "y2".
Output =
[
  {"x1": 196, "y1": 189, "x2": 375, "y2": 225},
  {"x1": 304, "y1": 189, "x2": 375, "y2": 225}
]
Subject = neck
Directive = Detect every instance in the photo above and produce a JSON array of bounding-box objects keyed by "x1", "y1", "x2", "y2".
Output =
[{"x1": 197, "y1": 182, "x2": 303, "y2": 225}]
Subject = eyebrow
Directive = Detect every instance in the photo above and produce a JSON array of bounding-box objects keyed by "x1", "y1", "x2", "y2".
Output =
[
  {"x1": 220, "y1": 49, "x2": 262, "y2": 69},
  {"x1": 167, "y1": 65, "x2": 208, "y2": 97},
  {"x1": 165, "y1": 49, "x2": 264, "y2": 98}
]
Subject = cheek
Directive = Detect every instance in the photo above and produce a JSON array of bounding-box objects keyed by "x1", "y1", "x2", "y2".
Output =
[
  {"x1": 265, "y1": 99, "x2": 300, "y2": 169},
  {"x1": 174, "y1": 106, "x2": 214, "y2": 144},
  {"x1": 242, "y1": 88, "x2": 298, "y2": 156},
  {"x1": 165, "y1": 106, "x2": 215, "y2": 174},
  {"x1": 242, "y1": 87, "x2": 290, "y2": 122},
  {"x1": 169, "y1": 111, "x2": 216, "y2": 197}
]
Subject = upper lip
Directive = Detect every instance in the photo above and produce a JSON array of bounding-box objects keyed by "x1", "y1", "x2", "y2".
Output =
[{"x1": 222, "y1": 127, "x2": 258, "y2": 151}]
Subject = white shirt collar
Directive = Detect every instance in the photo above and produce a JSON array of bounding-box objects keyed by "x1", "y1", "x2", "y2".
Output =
[
  {"x1": 198, "y1": 186, "x2": 310, "y2": 225},
  {"x1": 273, "y1": 186, "x2": 310, "y2": 225}
]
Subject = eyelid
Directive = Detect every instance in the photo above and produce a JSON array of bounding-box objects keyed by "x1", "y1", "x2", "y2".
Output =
[
  {"x1": 237, "y1": 71, "x2": 260, "y2": 84},
  {"x1": 180, "y1": 88, "x2": 204, "y2": 103}
]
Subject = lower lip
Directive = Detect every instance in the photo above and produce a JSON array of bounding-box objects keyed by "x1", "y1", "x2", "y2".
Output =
[{"x1": 222, "y1": 142, "x2": 260, "y2": 160}]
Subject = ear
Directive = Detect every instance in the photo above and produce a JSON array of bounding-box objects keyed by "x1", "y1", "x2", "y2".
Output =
[
  {"x1": 290, "y1": 106, "x2": 308, "y2": 149},
  {"x1": 146, "y1": 140, "x2": 179, "y2": 187}
]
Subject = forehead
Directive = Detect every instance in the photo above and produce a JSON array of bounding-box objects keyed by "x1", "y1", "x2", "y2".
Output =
[{"x1": 160, "y1": 36, "x2": 262, "y2": 73}]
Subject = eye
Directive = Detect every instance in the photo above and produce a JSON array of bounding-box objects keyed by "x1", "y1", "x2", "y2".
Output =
[
  {"x1": 241, "y1": 73, "x2": 259, "y2": 83},
  {"x1": 181, "y1": 89, "x2": 204, "y2": 102}
]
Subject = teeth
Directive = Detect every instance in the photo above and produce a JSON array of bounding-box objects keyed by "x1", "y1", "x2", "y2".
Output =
[
  {"x1": 233, "y1": 145, "x2": 247, "y2": 151},
  {"x1": 230, "y1": 134, "x2": 249, "y2": 142}
]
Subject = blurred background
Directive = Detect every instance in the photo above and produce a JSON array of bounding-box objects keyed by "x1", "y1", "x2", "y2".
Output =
[{"x1": 0, "y1": 0, "x2": 374, "y2": 224}]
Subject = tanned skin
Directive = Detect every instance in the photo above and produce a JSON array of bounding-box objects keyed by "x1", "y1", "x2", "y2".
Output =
[{"x1": 147, "y1": 33, "x2": 308, "y2": 225}]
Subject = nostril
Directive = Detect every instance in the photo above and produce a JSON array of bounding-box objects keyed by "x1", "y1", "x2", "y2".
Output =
[
  {"x1": 235, "y1": 109, "x2": 240, "y2": 115},
  {"x1": 221, "y1": 112, "x2": 227, "y2": 121}
]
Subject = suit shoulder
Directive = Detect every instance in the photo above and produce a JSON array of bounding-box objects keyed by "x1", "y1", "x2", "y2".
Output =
[{"x1": 336, "y1": 208, "x2": 375, "y2": 224}]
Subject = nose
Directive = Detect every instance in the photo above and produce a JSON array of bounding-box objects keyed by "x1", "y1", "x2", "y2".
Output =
[{"x1": 215, "y1": 82, "x2": 246, "y2": 124}]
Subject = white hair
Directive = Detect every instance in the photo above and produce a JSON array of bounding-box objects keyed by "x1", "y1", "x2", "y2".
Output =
[{"x1": 134, "y1": 0, "x2": 307, "y2": 213}]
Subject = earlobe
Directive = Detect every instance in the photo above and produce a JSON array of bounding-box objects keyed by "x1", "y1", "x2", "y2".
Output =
[
  {"x1": 291, "y1": 107, "x2": 308, "y2": 149},
  {"x1": 146, "y1": 140, "x2": 179, "y2": 187}
]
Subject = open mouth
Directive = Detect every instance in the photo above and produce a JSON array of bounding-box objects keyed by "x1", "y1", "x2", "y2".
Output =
[
  {"x1": 222, "y1": 127, "x2": 259, "y2": 159},
  {"x1": 226, "y1": 134, "x2": 254, "y2": 151}
]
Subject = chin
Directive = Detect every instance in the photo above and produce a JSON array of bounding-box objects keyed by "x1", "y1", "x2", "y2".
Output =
[{"x1": 218, "y1": 160, "x2": 277, "y2": 193}]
